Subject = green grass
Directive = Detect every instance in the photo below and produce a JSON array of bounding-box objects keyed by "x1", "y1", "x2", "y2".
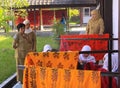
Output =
[
  {"x1": 37, "y1": 36, "x2": 59, "y2": 52},
  {"x1": 0, "y1": 36, "x2": 15, "y2": 83},
  {"x1": 0, "y1": 35, "x2": 59, "y2": 83}
]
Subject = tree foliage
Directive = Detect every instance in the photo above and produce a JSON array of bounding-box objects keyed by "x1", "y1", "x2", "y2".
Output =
[
  {"x1": 0, "y1": 0, "x2": 29, "y2": 9},
  {"x1": 0, "y1": 0, "x2": 29, "y2": 32},
  {"x1": 52, "y1": 20, "x2": 65, "y2": 38},
  {"x1": 69, "y1": 8, "x2": 80, "y2": 24},
  {"x1": 69, "y1": 8, "x2": 79, "y2": 19}
]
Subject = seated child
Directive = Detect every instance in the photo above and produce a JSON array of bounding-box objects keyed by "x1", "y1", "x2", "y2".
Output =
[
  {"x1": 77, "y1": 45, "x2": 96, "y2": 69},
  {"x1": 43, "y1": 44, "x2": 52, "y2": 52},
  {"x1": 102, "y1": 53, "x2": 118, "y2": 72},
  {"x1": 98, "y1": 53, "x2": 118, "y2": 88}
]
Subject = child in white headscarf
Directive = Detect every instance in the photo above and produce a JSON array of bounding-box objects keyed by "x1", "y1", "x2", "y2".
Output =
[
  {"x1": 43, "y1": 44, "x2": 52, "y2": 52},
  {"x1": 77, "y1": 45, "x2": 96, "y2": 69},
  {"x1": 79, "y1": 45, "x2": 96, "y2": 64},
  {"x1": 100, "y1": 53, "x2": 118, "y2": 86},
  {"x1": 102, "y1": 53, "x2": 118, "y2": 72}
]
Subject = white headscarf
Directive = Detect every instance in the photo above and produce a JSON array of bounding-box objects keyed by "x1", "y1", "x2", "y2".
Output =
[
  {"x1": 43, "y1": 44, "x2": 52, "y2": 52},
  {"x1": 81, "y1": 45, "x2": 91, "y2": 52},
  {"x1": 23, "y1": 19, "x2": 33, "y2": 34},
  {"x1": 102, "y1": 53, "x2": 118, "y2": 72},
  {"x1": 79, "y1": 45, "x2": 96, "y2": 63}
]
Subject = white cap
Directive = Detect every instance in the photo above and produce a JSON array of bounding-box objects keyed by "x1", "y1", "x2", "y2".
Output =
[
  {"x1": 43, "y1": 44, "x2": 52, "y2": 52},
  {"x1": 23, "y1": 19, "x2": 30, "y2": 25}
]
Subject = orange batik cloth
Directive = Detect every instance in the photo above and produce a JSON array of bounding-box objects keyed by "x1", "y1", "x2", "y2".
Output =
[
  {"x1": 24, "y1": 51, "x2": 79, "y2": 69},
  {"x1": 60, "y1": 34, "x2": 109, "y2": 60},
  {"x1": 23, "y1": 66, "x2": 101, "y2": 88}
]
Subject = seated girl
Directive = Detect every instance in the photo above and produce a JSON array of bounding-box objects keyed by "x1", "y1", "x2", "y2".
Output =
[
  {"x1": 77, "y1": 45, "x2": 96, "y2": 70},
  {"x1": 43, "y1": 44, "x2": 52, "y2": 52},
  {"x1": 102, "y1": 53, "x2": 118, "y2": 72},
  {"x1": 98, "y1": 53, "x2": 118, "y2": 88}
]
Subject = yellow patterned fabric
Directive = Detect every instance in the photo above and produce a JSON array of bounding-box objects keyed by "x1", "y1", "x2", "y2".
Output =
[
  {"x1": 23, "y1": 66, "x2": 101, "y2": 88},
  {"x1": 24, "y1": 51, "x2": 79, "y2": 69}
]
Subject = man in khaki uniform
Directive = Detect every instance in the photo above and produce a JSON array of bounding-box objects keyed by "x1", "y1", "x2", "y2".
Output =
[
  {"x1": 86, "y1": 9, "x2": 104, "y2": 35},
  {"x1": 13, "y1": 19, "x2": 37, "y2": 84},
  {"x1": 13, "y1": 23, "x2": 31, "y2": 84},
  {"x1": 23, "y1": 19, "x2": 36, "y2": 52}
]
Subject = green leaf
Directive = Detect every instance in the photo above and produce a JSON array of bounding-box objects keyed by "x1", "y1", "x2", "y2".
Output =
[{"x1": 0, "y1": 0, "x2": 29, "y2": 32}]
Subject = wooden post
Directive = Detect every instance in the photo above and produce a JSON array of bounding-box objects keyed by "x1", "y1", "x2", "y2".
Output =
[
  {"x1": 54, "y1": 8, "x2": 56, "y2": 21},
  {"x1": 39, "y1": 8, "x2": 40, "y2": 30},
  {"x1": 66, "y1": 8, "x2": 69, "y2": 32},
  {"x1": 40, "y1": 8, "x2": 43, "y2": 30},
  {"x1": 103, "y1": 0, "x2": 112, "y2": 34},
  {"x1": 103, "y1": 0, "x2": 113, "y2": 88},
  {"x1": 33, "y1": 8, "x2": 36, "y2": 29},
  {"x1": 99, "y1": 0, "x2": 104, "y2": 18}
]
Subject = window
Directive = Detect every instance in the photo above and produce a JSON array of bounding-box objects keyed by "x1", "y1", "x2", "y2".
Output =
[{"x1": 83, "y1": 7, "x2": 90, "y2": 16}]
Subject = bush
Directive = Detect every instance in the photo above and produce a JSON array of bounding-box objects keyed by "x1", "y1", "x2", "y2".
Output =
[{"x1": 52, "y1": 20, "x2": 66, "y2": 38}]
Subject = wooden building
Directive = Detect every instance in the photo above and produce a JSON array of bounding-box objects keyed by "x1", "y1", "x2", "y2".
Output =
[{"x1": 15, "y1": 0, "x2": 97, "y2": 30}]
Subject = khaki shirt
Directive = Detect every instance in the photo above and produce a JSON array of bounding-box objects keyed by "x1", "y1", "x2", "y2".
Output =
[{"x1": 86, "y1": 18, "x2": 104, "y2": 34}]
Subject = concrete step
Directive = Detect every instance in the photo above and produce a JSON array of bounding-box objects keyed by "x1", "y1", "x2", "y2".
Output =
[{"x1": 12, "y1": 81, "x2": 22, "y2": 88}]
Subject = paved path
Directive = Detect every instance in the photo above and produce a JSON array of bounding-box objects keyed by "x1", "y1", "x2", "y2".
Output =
[{"x1": 0, "y1": 26, "x2": 86, "y2": 37}]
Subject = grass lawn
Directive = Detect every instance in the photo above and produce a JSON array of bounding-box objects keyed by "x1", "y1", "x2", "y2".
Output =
[{"x1": 0, "y1": 35, "x2": 59, "y2": 83}]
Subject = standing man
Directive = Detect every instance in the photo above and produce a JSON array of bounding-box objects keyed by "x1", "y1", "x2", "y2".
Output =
[
  {"x1": 13, "y1": 23, "x2": 32, "y2": 85},
  {"x1": 23, "y1": 19, "x2": 36, "y2": 52},
  {"x1": 13, "y1": 20, "x2": 36, "y2": 87}
]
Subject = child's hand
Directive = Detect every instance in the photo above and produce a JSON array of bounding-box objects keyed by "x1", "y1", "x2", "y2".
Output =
[{"x1": 79, "y1": 60, "x2": 83, "y2": 65}]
